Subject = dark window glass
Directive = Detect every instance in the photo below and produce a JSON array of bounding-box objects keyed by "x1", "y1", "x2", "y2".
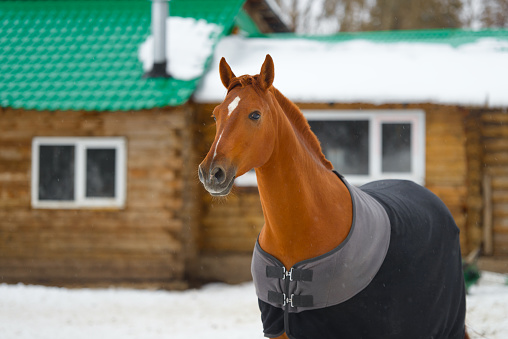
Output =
[
  {"x1": 309, "y1": 120, "x2": 369, "y2": 175},
  {"x1": 38, "y1": 145, "x2": 75, "y2": 201},
  {"x1": 382, "y1": 123, "x2": 412, "y2": 173},
  {"x1": 86, "y1": 148, "x2": 116, "y2": 198}
]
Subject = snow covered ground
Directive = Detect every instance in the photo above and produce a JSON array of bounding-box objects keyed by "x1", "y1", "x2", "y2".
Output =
[
  {"x1": 466, "y1": 272, "x2": 508, "y2": 339},
  {"x1": 0, "y1": 272, "x2": 507, "y2": 339}
]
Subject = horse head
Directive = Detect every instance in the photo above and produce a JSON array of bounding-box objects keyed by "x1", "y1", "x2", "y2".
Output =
[{"x1": 198, "y1": 55, "x2": 277, "y2": 196}]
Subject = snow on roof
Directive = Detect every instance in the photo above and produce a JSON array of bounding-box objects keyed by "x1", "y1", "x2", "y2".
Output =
[
  {"x1": 194, "y1": 34, "x2": 508, "y2": 107},
  {"x1": 139, "y1": 17, "x2": 222, "y2": 80}
]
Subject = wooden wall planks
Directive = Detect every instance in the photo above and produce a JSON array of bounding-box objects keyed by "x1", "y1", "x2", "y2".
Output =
[{"x1": 0, "y1": 106, "x2": 193, "y2": 287}]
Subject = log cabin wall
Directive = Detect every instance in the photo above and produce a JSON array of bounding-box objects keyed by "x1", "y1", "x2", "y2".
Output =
[
  {"x1": 0, "y1": 106, "x2": 196, "y2": 288},
  {"x1": 195, "y1": 102, "x2": 470, "y2": 283},
  {"x1": 478, "y1": 111, "x2": 508, "y2": 255},
  {"x1": 421, "y1": 104, "x2": 468, "y2": 251},
  {"x1": 465, "y1": 111, "x2": 484, "y2": 253}
]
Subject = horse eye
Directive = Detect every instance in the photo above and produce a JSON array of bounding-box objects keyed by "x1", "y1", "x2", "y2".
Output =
[{"x1": 249, "y1": 111, "x2": 261, "y2": 120}]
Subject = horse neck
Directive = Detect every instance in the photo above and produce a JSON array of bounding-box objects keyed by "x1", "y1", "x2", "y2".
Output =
[{"x1": 256, "y1": 94, "x2": 353, "y2": 269}]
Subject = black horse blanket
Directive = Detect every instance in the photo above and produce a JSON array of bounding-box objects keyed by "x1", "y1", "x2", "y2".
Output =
[{"x1": 252, "y1": 176, "x2": 466, "y2": 339}]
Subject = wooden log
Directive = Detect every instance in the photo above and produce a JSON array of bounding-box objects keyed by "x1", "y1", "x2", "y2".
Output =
[
  {"x1": 482, "y1": 125, "x2": 508, "y2": 138},
  {"x1": 467, "y1": 196, "x2": 483, "y2": 209},
  {"x1": 491, "y1": 177, "x2": 508, "y2": 190},
  {"x1": 484, "y1": 139, "x2": 508, "y2": 152},
  {"x1": 493, "y1": 234, "x2": 508, "y2": 256},
  {"x1": 481, "y1": 112, "x2": 508, "y2": 123},
  {"x1": 426, "y1": 161, "x2": 467, "y2": 172},
  {"x1": 200, "y1": 238, "x2": 258, "y2": 253},
  {"x1": 493, "y1": 191, "x2": 508, "y2": 203},
  {"x1": 0, "y1": 230, "x2": 183, "y2": 253},
  {"x1": 494, "y1": 217, "x2": 508, "y2": 228},
  {"x1": 486, "y1": 167, "x2": 508, "y2": 176},
  {"x1": 201, "y1": 222, "x2": 263, "y2": 239},
  {"x1": 483, "y1": 174, "x2": 494, "y2": 255},
  {"x1": 493, "y1": 226, "x2": 508, "y2": 234},
  {"x1": 0, "y1": 257, "x2": 185, "y2": 282},
  {"x1": 484, "y1": 153, "x2": 508, "y2": 166}
]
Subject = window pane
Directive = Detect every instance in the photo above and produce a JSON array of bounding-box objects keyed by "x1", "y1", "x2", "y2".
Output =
[
  {"x1": 86, "y1": 148, "x2": 116, "y2": 198},
  {"x1": 38, "y1": 145, "x2": 75, "y2": 201},
  {"x1": 382, "y1": 123, "x2": 412, "y2": 173},
  {"x1": 309, "y1": 120, "x2": 369, "y2": 175}
]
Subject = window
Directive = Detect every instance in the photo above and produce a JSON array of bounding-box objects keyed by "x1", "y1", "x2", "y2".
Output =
[
  {"x1": 306, "y1": 110, "x2": 425, "y2": 185},
  {"x1": 32, "y1": 137, "x2": 126, "y2": 208},
  {"x1": 307, "y1": 120, "x2": 370, "y2": 176},
  {"x1": 234, "y1": 110, "x2": 425, "y2": 187}
]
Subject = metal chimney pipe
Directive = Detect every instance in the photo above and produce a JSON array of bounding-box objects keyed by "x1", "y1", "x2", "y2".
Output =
[{"x1": 143, "y1": 0, "x2": 171, "y2": 78}]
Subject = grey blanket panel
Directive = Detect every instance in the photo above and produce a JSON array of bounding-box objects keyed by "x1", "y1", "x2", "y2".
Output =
[{"x1": 252, "y1": 180, "x2": 391, "y2": 313}]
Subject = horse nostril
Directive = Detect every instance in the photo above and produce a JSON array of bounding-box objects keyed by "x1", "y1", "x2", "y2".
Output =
[{"x1": 211, "y1": 167, "x2": 226, "y2": 185}]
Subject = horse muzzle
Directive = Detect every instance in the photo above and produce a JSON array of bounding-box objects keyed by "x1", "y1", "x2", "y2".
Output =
[{"x1": 198, "y1": 164, "x2": 236, "y2": 197}]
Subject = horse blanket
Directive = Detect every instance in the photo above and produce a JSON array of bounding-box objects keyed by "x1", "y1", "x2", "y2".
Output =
[{"x1": 251, "y1": 173, "x2": 466, "y2": 339}]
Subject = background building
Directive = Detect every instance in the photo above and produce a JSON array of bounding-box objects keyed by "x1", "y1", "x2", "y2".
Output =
[{"x1": 1, "y1": 0, "x2": 507, "y2": 287}]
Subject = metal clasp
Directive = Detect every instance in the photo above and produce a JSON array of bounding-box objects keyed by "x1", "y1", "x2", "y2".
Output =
[
  {"x1": 283, "y1": 293, "x2": 295, "y2": 307},
  {"x1": 282, "y1": 267, "x2": 293, "y2": 281}
]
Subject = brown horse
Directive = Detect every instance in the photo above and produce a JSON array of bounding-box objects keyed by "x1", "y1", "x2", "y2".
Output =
[{"x1": 199, "y1": 55, "x2": 468, "y2": 339}]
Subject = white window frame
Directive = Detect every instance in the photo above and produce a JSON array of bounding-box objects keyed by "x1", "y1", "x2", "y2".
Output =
[
  {"x1": 234, "y1": 109, "x2": 425, "y2": 187},
  {"x1": 31, "y1": 137, "x2": 127, "y2": 209}
]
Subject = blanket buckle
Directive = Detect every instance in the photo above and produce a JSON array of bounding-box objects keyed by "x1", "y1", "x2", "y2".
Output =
[
  {"x1": 282, "y1": 293, "x2": 295, "y2": 307},
  {"x1": 282, "y1": 267, "x2": 293, "y2": 281}
]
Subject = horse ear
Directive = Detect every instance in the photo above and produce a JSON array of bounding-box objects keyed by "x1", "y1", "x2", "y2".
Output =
[
  {"x1": 259, "y1": 54, "x2": 274, "y2": 91},
  {"x1": 219, "y1": 57, "x2": 236, "y2": 89}
]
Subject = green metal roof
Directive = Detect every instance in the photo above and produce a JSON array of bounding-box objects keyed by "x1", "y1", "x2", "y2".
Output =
[
  {"x1": 269, "y1": 28, "x2": 508, "y2": 47},
  {"x1": 235, "y1": 8, "x2": 263, "y2": 37},
  {"x1": 0, "y1": 0, "x2": 245, "y2": 111}
]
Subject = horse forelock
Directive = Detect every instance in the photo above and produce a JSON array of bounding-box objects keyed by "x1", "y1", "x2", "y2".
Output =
[{"x1": 226, "y1": 75, "x2": 265, "y2": 94}]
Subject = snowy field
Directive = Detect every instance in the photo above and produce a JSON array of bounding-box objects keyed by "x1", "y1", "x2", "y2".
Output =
[{"x1": 1, "y1": 272, "x2": 507, "y2": 339}]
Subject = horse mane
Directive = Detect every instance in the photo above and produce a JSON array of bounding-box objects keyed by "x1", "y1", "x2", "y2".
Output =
[{"x1": 270, "y1": 87, "x2": 333, "y2": 170}]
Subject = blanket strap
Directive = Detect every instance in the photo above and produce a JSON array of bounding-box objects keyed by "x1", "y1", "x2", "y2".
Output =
[
  {"x1": 268, "y1": 291, "x2": 314, "y2": 308},
  {"x1": 266, "y1": 266, "x2": 313, "y2": 282}
]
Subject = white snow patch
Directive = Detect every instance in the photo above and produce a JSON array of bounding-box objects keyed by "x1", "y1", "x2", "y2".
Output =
[
  {"x1": 467, "y1": 272, "x2": 508, "y2": 338},
  {"x1": 139, "y1": 17, "x2": 222, "y2": 80},
  {"x1": 0, "y1": 272, "x2": 507, "y2": 338},
  {"x1": 0, "y1": 282, "x2": 262, "y2": 339},
  {"x1": 194, "y1": 35, "x2": 508, "y2": 107}
]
